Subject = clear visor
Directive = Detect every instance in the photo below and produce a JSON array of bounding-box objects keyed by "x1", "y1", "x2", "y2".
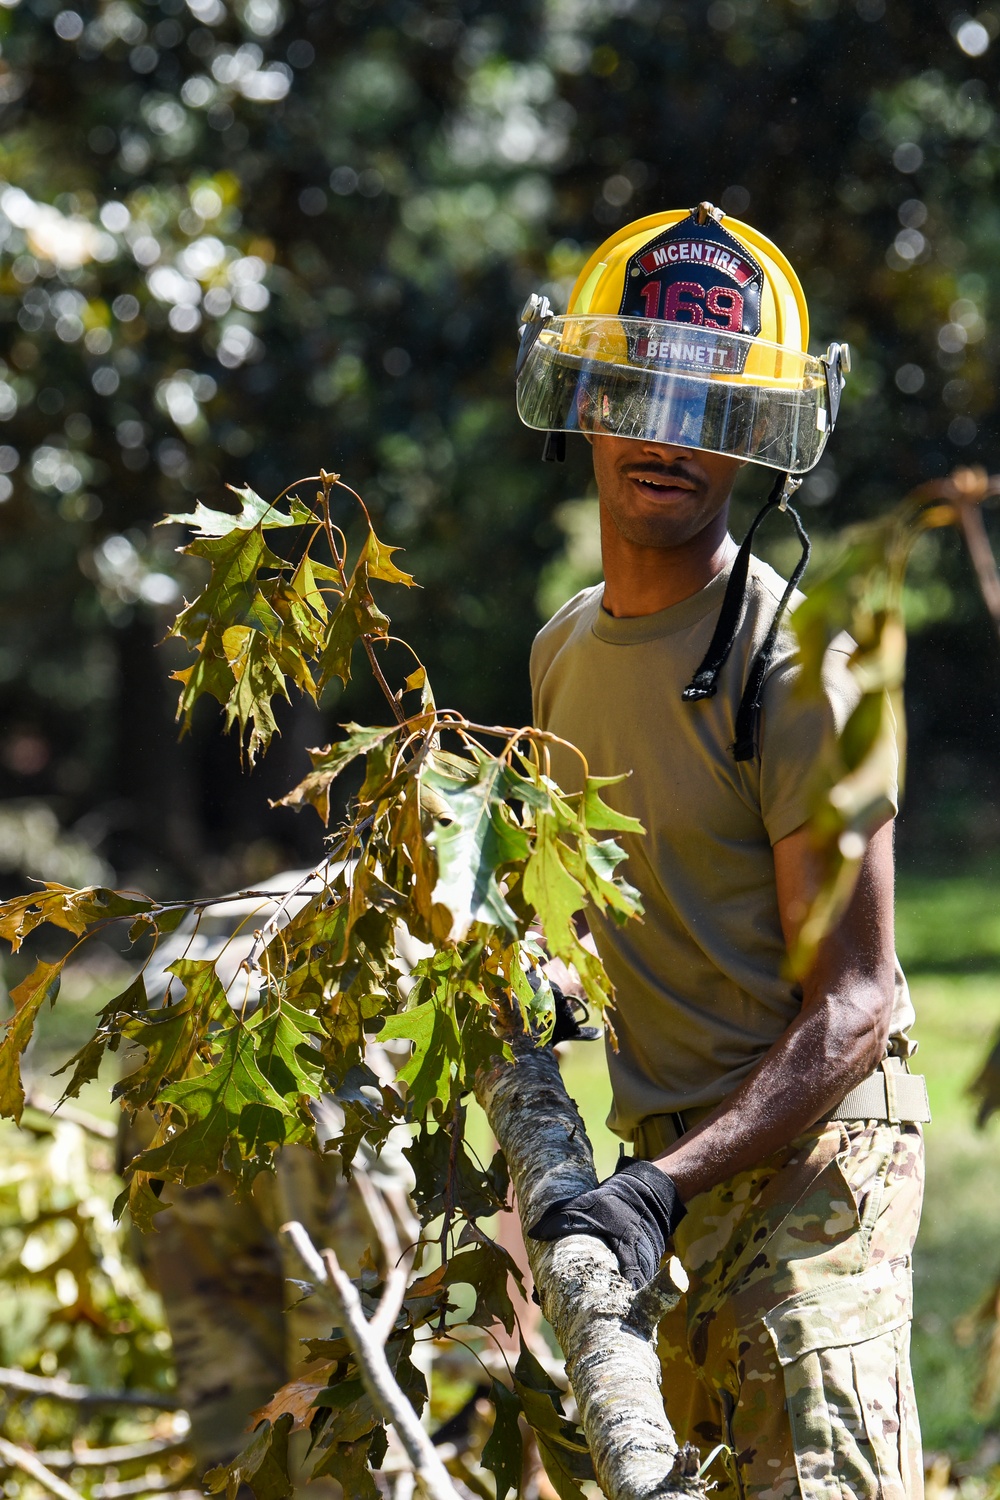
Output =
[{"x1": 516, "y1": 315, "x2": 833, "y2": 473}]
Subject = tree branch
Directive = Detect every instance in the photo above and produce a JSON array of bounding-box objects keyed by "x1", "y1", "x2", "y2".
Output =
[
  {"x1": 475, "y1": 1027, "x2": 705, "y2": 1500},
  {"x1": 0, "y1": 1436, "x2": 82, "y2": 1500},
  {"x1": 281, "y1": 1219, "x2": 462, "y2": 1500},
  {"x1": 36, "y1": 1435, "x2": 190, "y2": 1470},
  {"x1": 0, "y1": 1366, "x2": 182, "y2": 1409}
]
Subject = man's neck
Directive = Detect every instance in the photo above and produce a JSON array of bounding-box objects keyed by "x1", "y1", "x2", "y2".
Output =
[{"x1": 599, "y1": 511, "x2": 738, "y2": 619}]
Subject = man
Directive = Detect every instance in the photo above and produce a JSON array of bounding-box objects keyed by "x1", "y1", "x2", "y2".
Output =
[{"x1": 518, "y1": 203, "x2": 930, "y2": 1499}]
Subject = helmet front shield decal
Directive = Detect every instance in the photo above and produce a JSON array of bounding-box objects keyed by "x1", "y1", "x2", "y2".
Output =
[{"x1": 618, "y1": 211, "x2": 765, "y2": 374}]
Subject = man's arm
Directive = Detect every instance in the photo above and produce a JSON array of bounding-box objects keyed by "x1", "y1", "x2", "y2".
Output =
[{"x1": 652, "y1": 816, "x2": 897, "y2": 1200}]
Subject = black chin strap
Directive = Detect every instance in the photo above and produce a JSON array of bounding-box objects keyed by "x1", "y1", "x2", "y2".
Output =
[{"x1": 681, "y1": 471, "x2": 811, "y2": 763}]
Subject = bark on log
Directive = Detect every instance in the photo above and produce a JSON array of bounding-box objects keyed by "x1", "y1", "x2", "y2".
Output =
[{"x1": 475, "y1": 1032, "x2": 705, "y2": 1500}]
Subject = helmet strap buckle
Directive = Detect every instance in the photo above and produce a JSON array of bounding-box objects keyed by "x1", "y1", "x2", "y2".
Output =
[
  {"x1": 821, "y1": 342, "x2": 851, "y2": 429},
  {"x1": 516, "y1": 292, "x2": 554, "y2": 378},
  {"x1": 777, "y1": 475, "x2": 802, "y2": 512}
]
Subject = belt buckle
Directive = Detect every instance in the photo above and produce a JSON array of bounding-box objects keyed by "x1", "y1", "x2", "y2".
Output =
[{"x1": 880, "y1": 1059, "x2": 901, "y2": 1126}]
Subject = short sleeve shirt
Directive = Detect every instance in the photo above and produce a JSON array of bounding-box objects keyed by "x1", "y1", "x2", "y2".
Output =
[{"x1": 530, "y1": 556, "x2": 913, "y2": 1138}]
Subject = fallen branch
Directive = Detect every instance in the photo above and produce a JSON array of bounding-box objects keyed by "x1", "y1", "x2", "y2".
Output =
[
  {"x1": 92, "y1": 1470, "x2": 195, "y2": 1499},
  {"x1": 0, "y1": 1365, "x2": 182, "y2": 1409},
  {"x1": 475, "y1": 1028, "x2": 704, "y2": 1500},
  {"x1": 282, "y1": 1219, "x2": 462, "y2": 1500},
  {"x1": 37, "y1": 1434, "x2": 190, "y2": 1469},
  {"x1": 0, "y1": 1436, "x2": 80, "y2": 1500},
  {"x1": 23, "y1": 1089, "x2": 118, "y2": 1141}
]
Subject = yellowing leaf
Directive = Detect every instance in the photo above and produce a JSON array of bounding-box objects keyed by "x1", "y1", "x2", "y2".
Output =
[
  {"x1": 360, "y1": 527, "x2": 415, "y2": 587},
  {"x1": 0, "y1": 959, "x2": 63, "y2": 1121},
  {"x1": 222, "y1": 624, "x2": 290, "y2": 763},
  {"x1": 277, "y1": 725, "x2": 400, "y2": 823},
  {"x1": 317, "y1": 566, "x2": 390, "y2": 690}
]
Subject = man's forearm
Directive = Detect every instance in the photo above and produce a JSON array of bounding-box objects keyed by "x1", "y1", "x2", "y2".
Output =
[
  {"x1": 655, "y1": 818, "x2": 897, "y2": 1201},
  {"x1": 652, "y1": 978, "x2": 890, "y2": 1200}
]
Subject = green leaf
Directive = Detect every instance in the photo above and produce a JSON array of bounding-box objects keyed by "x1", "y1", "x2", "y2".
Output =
[
  {"x1": 514, "y1": 1347, "x2": 594, "y2": 1498},
  {"x1": 564, "y1": 835, "x2": 642, "y2": 925},
  {"x1": 171, "y1": 527, "x2": 286, "y2": 645},
  {"x1": 166, "y1": 485, "x2": 311, "y2": 538},
  {"x1": 132, "y1": 1023, "x2": 293, "y2": 1186},
  {"x1": 424, "y1": 756, "x2": 523, "y2": 940},
  {"x1": 204, "y1": 1413, "x2": 294, "y2": 1500},
  {"x1": 171, "y1": 635, "x2": 236, "y2": 731},
  {"x1": 276, "y1": 724, "x2": 400, "y2": 822},
  {"x1": 309, "y1": 1432, "x2": 381, "y2": 1500},
  {"x1": 581, "y1": 775, "x2": 645, "y2": 834},
  {"x1": 522, "y1": 812, "x2": 586, "y2": 958},
  {"x1": 0, "y1": 959, "x2": 63, "y2": 1122},
  {"x1": 52, "y1": 971, "x2": 148, "y2": 1104},
  {"x1": 379, "y1": 1000, "x2": 460, "y2": 1115},
  {"x1": 114, "y1": 1002, "x2": 202, "y2": 1109},
  {"x1": 482, "y1": 1380, "x2": 523, "y2": 1500},
  {"x1": 114, "y1": 960, "x2": 232, "y2": 1111},
  {"x1": 241, "y1": 1003, "x2": 326, "y2": 1149},
  {"x1": 442, "y1": 1242, "x2": 523, "y2": 1335}
]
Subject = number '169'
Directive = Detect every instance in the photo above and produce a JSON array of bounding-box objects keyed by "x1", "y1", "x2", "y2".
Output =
[{"x1": 639, "y1": 278, "x2": 745, "y2": 331}]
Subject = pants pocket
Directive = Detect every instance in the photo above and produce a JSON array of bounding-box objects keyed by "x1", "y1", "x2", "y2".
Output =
[{"x1": 764, "y1": 1258, "x2": 921, "y2": 1500}]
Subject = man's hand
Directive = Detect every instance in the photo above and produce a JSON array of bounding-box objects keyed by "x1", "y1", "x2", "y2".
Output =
[{"x1": 527, "y1": 1159, "x2": 686, "y2": 1288}]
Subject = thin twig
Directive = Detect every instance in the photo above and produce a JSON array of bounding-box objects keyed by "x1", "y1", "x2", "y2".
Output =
[
  {"x1": 92, "y1": 1469, "x2": 195, "y2": 1499},
  {"x1": 0, "y1": 1436, "x2": 82, "y2": 1500},
  {"x1": 352, "y1": 1172, "x2": 416, "y2": 1345},
  {"x1": 23, "y1": 1090, "x2": 118, "y2": 1140},
  {"x1": 0, "y1": 1366, "x2": 181, "y2": 1409},
  {"x1": 957, "y1": 502, "x2": 1000, "y2": 641},
  {"x1": 37, "y1": 1434, "x2": 190, "y2": 1470},
  {"x1": 318, "y1": 474, "x2": 407, "y2": 727},
  {"x1": 281, "y1": 1219, "x2": 461, "y2": 1500},
  {"x1": 437, "y1": 1097, "x2": 465, "y2": 1330},
  {"x1": 241, "y1": 856, "x2": 334, "y2": 976}
]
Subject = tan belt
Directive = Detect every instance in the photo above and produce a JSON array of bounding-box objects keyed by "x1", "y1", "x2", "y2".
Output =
[
  {"x1": 633, "y1": 1059, "x2": 931, "y2": 1157},
  {"x1": 828, "y1": 1058, "x2": 931, "y2": 1125}
]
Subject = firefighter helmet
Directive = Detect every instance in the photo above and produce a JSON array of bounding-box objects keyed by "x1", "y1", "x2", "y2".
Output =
[{"x1": 515, "y1": 202, "x2": 849, "y2": 474}]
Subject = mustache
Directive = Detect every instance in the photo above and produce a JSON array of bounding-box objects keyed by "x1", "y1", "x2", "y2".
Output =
[{"x1": 622, "y1": 461, "x2": 707, "y2": 490}]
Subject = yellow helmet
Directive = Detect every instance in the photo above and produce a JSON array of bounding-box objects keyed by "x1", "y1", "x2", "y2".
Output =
[{"x1": 516, "y1": 202, "x2": 849, "y2": 474}]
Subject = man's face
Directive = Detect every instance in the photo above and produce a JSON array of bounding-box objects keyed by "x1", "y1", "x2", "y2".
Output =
[{"x1": 591, "y1": 433, "x2": 742, "y2": 550}]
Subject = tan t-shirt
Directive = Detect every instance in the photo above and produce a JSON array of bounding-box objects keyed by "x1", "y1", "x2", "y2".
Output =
[{"x1": 530, "y1": 555, "x2": 914, "y2": 1139}]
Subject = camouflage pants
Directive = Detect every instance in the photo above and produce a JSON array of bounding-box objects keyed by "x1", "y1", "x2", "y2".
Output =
[
  {"x1": 634, "y1": 1120, "x2": 925, "y2": 1500},
  {"x1": 122, "y1": 1115, "x2": 380, "y2": 1473}
]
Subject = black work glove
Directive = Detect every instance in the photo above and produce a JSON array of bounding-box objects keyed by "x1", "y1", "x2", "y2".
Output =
[
  {"x1": 551, "y1": 986, "x2": 600, "y2": 1044},
  {"x1": 527, "y1": 1158, "x2": 686, "y2": 1289},
  {"x1": 525, "y1": 967, "x2": 600, "y2": 1044}
]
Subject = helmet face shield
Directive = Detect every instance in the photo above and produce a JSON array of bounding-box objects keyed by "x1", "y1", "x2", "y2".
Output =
[{"x1": 516, "y1": 315, "x2": 832, "y2": 474}]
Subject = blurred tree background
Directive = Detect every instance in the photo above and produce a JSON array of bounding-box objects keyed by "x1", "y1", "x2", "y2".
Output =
[
  {"x1": 4, "y1": 1, "x2": 1000, "y2": 1489},
  {"x1": 1, "y1": 0, "x2": 999, "y2": 895}
]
